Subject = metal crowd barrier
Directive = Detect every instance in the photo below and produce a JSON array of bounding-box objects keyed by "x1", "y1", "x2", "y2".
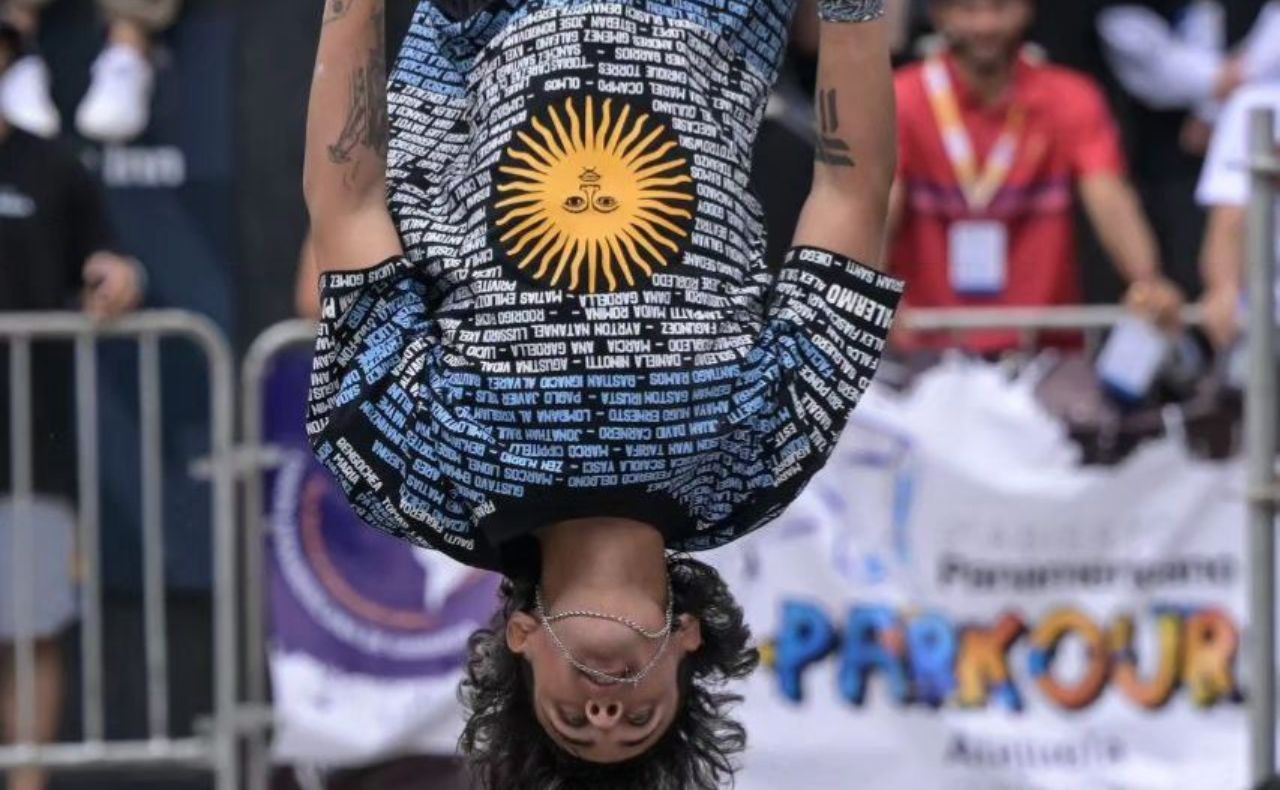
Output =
[
  {"x1": 1246, "y1": 107, "x2": 1280, "y2": 786},
  {"x1": 238, "y1": 318, "x2": 316, "y2": 790},
  {"x1": 902, "y1": 302, "x2": 1202, "y2": 352},
  {"x1": 0, "y1": 311, "x2": 238, "y2": 790}
]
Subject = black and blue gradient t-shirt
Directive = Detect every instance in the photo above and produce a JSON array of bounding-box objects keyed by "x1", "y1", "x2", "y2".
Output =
[{"x1": 308, "y1": 0, "x2": 901, "y2": 572}]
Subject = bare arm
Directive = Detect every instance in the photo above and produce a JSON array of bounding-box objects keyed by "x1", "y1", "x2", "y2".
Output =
[
  {"x1": 1199, "y1": 204, "x2": 1247, "y2": 347},
  {"x1": 1201, "y1": 204, "x2": 1246, "y2": 296},
  {"x1": 1079, "y1": 173, "x2": 1184, "y2": 326},
  {"x1": 303, "y1": 0, "x2": 402, "y2": 273},
  {"x1": 791, "y1": 10, "x2": 896, "y2": 270},
  {"x1": 1078, "y1": 174, "x2": 1161, "y2": 285}
]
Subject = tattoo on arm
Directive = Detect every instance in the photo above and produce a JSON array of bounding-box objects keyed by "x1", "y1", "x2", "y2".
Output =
[
  {"x1": 816, "y1": 88, "x2": 856, "y2": 168},
  {"x1": 326, "y1": 8, "x2": 389, "y2": 175},
  {"x1": 323, "y1": 0, "x2": 361, "y2": 25}
]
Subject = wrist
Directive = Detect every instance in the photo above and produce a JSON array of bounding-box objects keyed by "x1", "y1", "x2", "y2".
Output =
[
  {"x1": 1205, "y1": 280, "x2": 1242, "y2": 300},
  {"x1": 1127, "y1": 269, "x2": 1165, "y2": 287}
]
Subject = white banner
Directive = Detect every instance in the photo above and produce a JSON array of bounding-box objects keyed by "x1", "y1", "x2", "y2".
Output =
[
  {"x1": 268, "y1": 354, "x2": 1254, "y2": 787},
  {"x1": 711, "y1": 360, "x2": 1250, "y2": 790}
]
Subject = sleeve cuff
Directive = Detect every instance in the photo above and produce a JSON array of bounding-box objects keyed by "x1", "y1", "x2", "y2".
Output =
[
  {"x1": 317, "y1": 255, "x2": 411, "y2": 320},
  {"x1": 785, "y1": 245, "x2": 905, "y2": 318},
  {"x1": 317, "y1": 255, "x2": 408, "y2": 296}
]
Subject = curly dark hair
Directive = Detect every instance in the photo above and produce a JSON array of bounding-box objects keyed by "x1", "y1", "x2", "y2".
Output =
[{"x1": 458, "y1": 555, "x2": 760, "y2": 790}]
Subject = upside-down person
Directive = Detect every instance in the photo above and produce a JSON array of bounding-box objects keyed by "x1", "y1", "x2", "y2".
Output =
[{"x1": 302, "y1": 0, "x2": 901, "y2": 787}]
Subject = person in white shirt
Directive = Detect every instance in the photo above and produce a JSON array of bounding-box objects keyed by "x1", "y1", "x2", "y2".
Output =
[
  {"x1": 1195, "y1": 80, "x2": 1280, "y2": 348},
  {"x1": 1099, "y1": 1, "x2": 1280, "y2": 114}
]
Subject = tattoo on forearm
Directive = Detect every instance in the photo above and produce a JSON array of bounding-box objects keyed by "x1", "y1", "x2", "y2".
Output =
[
  {"x1": 326, "y1": 8, "x2": 389, "y2": 175},
  {"x1": 323, "y1": 0, "x2": 361, "y2": 25},
  {"x1": 815, "y1": 88, "x2": 856, "y2": 168}
]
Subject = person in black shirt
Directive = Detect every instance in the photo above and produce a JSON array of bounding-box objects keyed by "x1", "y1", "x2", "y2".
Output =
[{"x1": 0, "y1": 21, "x2": 144, "y2": 790}]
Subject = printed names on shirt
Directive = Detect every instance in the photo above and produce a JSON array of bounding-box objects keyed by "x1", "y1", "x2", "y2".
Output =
[{"x1": 306, "y1": 0, "x2": 903, "y2": 569}]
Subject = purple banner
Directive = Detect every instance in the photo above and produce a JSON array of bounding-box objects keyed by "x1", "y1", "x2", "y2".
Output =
[{"x1": 263, "y1": 351, "x2": 500, "y2": 679}]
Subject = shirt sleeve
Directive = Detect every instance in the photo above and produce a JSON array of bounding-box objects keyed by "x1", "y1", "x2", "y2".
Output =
[
  {"x1": 738, "y1": 246, "x2": 903, "y2": 490},
  {"x1": 1195, "y1": 89, "x2": 1256, "y2": 208},
  {"x1": 1242, "y1": 2, "x2": 1280, "y2": 82},
  {"x1": 306, "y1": 257, "x2": 497, "y2": 569},
  {"x1": 1097, "y1": 5, "x2": 1222, "y2": 109},
  {"x1": 1064, "y1": 75, "x2": 1128, "y2": 179}
]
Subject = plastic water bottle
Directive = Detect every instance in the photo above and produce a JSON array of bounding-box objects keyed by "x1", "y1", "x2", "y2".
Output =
[{"x1": 1096, "y1": 317, "x2": 1172, "y2": 404}]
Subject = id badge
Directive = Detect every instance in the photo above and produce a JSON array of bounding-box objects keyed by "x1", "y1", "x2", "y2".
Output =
[{"x1": 948, "y1": 220, "x2": 1008, "y2": 296}]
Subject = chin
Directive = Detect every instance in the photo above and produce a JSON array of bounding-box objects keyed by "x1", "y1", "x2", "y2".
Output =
[{"x1": 970, "y1": 44, "x2": 1020, "y2": 71}]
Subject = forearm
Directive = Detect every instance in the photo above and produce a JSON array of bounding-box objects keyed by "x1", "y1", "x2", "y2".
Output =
[
  {"x1": 791, "y1": 9, "x2": 896, "y2": 269},
  {"x1": 1201, "y1": 205, "x2": 1246, "y2": 293},
  {"x1": 303, "y1": 0, "x2": 392, "y2": 237},
  {"x1": 1080, "y1": 175, "x2": 1162, "y2": 283}
]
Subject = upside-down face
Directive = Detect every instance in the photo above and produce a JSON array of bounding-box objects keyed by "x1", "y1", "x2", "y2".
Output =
[{"x1": 506, "y1": 603, "x2": 703, "y2": 764}]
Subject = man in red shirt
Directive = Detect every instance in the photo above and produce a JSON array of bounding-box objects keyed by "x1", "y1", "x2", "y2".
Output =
[{"x1": 888, "y1": 0, "x2": 1183, "y2": 353}]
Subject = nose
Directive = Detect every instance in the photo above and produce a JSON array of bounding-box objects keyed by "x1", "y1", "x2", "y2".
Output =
[{"x1": 585, "y1": 699, "x2": 624, "y2": 730}]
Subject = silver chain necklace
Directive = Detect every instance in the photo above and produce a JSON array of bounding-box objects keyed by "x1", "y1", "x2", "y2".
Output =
[{"x1": 534, "y1": 583, "x2": 675, "y2": 687}]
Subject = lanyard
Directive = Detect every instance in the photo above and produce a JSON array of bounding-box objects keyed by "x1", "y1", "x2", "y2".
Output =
[{"x1": 923, "y1": 56, "x2": 1026, "y2": 213}]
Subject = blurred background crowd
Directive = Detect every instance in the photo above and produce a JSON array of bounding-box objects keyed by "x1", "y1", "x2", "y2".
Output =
[{"x1": 0, "y1": 0, "x2": 1278, "y2": 788}]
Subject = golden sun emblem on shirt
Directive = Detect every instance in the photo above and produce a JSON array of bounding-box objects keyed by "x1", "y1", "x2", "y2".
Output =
[{"x1": 493, "y1": 95, "x2": 696, "y2": 293}]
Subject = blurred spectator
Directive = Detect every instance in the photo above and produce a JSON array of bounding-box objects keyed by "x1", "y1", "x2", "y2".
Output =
[
  {"x1": 1195, "y1": 79, "x2": 1280, "y2": 351},
  {"x1": 1100, "y1": 2, "x2": 1232, "y2": 114},
  {"x1": 888, "y1": 0, "x2": 1183, "y2": 353},
  {"x1": 1243, "y1": 2, "x2": 1280, "y2": 84},
  {"x1": 0, "y1": 0, "x2": 180, "y2": 142},
  {"x1": 1098, "y1": 1, "x2": 1280, "y2": 138},
  {"x1": 1089, "y1": 0, "x2": 1228, "y2": 298},
  {"x1": 0, "y1": 20, "x2": 144, "y2": 790},
  {"x1": 1081, "y1": 1, "x2": 1280, "y2": 297}
]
